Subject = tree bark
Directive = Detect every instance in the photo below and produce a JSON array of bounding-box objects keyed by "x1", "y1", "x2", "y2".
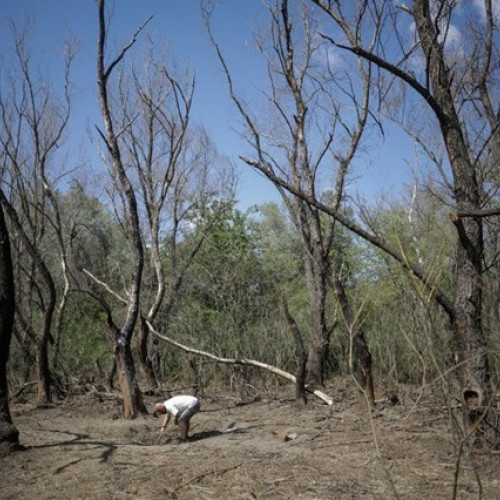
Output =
[
  {"x1": 12, "y1": 327, "x2": 35, "y2": 383},
  {"x1": 281, "y1": 299, "x2": 308, "y2": 405},
  {"x1": 412, "y1": 0, "x2": 489, "y2": 431},
  {"x1": 0, "y1": 203, "x2": 19, "y2": 453},
  {"x1": 303, "y1": 254, "x2": 330, "y2": 389},
  {"x1": 35, "y1": 336, "x2": 51, "y2": 407},
  {"x1": 114, "y1": 343, "x2": 146, "y2": 419}
]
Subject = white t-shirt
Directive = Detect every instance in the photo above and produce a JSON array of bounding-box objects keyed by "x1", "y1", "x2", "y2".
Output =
[{"x1": 164, "y1": 395, "x2": 199, "y2": 417}]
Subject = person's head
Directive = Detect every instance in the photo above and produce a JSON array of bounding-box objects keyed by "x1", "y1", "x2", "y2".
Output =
[{"x1": 153, "y1": 402, "x2": 167, "y2": 416}]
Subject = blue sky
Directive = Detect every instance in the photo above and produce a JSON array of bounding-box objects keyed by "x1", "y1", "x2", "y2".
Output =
[{"x1": 0, "y1": 0, "x2": 414, "y2": 210}]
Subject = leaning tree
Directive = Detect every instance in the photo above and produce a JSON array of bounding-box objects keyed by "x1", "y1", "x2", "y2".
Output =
[{"x1": 307, "y1": 0, "x2": 500, "y2": 440}]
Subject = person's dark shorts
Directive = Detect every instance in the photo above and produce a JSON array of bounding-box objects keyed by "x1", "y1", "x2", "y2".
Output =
[{"x1": 178, "y1": 398, "x2": 200, "y2": 423}]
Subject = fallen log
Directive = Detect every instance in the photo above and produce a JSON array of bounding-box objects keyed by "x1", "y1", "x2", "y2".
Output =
[{"x1": 146, "y1": 321, "x2": 333, "y2": 406}]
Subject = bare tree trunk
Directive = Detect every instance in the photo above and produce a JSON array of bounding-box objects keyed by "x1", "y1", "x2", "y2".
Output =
[
  {"x1": 411, "y1": 0, "x2": 489, "y2": 431},
  {"x1": 484, "y1": 247, "x2": 500, "y2": 345},
  {"x1": 0, "y1": 202, "x2": 19, "y2": 452},
  {"x1": 35, "y1": 337, "x2": 51, "y2": 407},
  {"x1": 281, "y1": 299, "x2": 308, "y2": 405},
  {"x1": 114, "y1": 344, "x2": 146, "y2": 419},
  {"x1": 303, "y1": 256, "x2": 330, "y2": 389},
  {"x1": 450, "y1": 216, "x2": 487, "y2": 426},
  {"x1": 95, "y1": 0, "x2": 150, "y2": 418},
  {"x1": 353, "y1": 331, "x2": 375, "y2": 407},
  {"x1": 12, "y1": 326, "x2": 35, "y2": 383},
  {"x1": 189, "y1": 357, "x2": 201, "y2": 397}
]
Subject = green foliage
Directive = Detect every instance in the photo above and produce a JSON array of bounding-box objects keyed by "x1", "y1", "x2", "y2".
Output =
[
  {"x1": 155, "y1": 203, "x2": 300, "y2": 384},
  {"x1": 6, "y1": 179, "x2": 478, "y2": 394},
  {"x1": 58, "y1": 296, "x2": 110, "y2": 378},
  {"x1": 353, "y1": 191, "x2": 455, "y2": 385}
]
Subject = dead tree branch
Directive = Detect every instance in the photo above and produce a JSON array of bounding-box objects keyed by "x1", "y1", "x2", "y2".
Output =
[{"x1": 146, "y1": 321, "x2": 333, "y2": 405}]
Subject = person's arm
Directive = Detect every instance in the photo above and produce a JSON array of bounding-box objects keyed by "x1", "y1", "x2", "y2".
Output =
[{"x1": 160, "y1": 413, "x2": 171, "y2": 434}]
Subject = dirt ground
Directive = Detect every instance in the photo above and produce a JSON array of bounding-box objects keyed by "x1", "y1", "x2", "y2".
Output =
[{"x1": 1, "y1": 383, "x2": 499, "y2": 499}]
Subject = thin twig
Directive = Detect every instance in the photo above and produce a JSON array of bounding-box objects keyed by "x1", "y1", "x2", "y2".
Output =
[{"x1": 82, "y1": 268, "x2": 127, "y2": 304}]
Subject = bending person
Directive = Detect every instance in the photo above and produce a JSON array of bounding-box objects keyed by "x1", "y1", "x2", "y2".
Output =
[{"x1": 153, "y1": 395, "x2": 201, "y2": 442}]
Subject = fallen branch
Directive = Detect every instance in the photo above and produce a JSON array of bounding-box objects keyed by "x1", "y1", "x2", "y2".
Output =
[
  {"x1": 12, "y1": 380, "x2": 37, "y2": 399},
  {"x1": 146, "y1": 321, "x2": 333, "y2": 405}
]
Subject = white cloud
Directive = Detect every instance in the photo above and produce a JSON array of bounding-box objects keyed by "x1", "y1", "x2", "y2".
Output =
[
  {"x1": 319, "y1": 44, "x2": 343, "y2": 70},
  {"x1": 472, "y1": 0, "x2": 500, "y2": 21},
  {"x1": 440, "y1": 22, "x2": 462, "y2": 49},
  {"x1": 311, "y1": 36, "x2": 344, "y2": 72}
]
